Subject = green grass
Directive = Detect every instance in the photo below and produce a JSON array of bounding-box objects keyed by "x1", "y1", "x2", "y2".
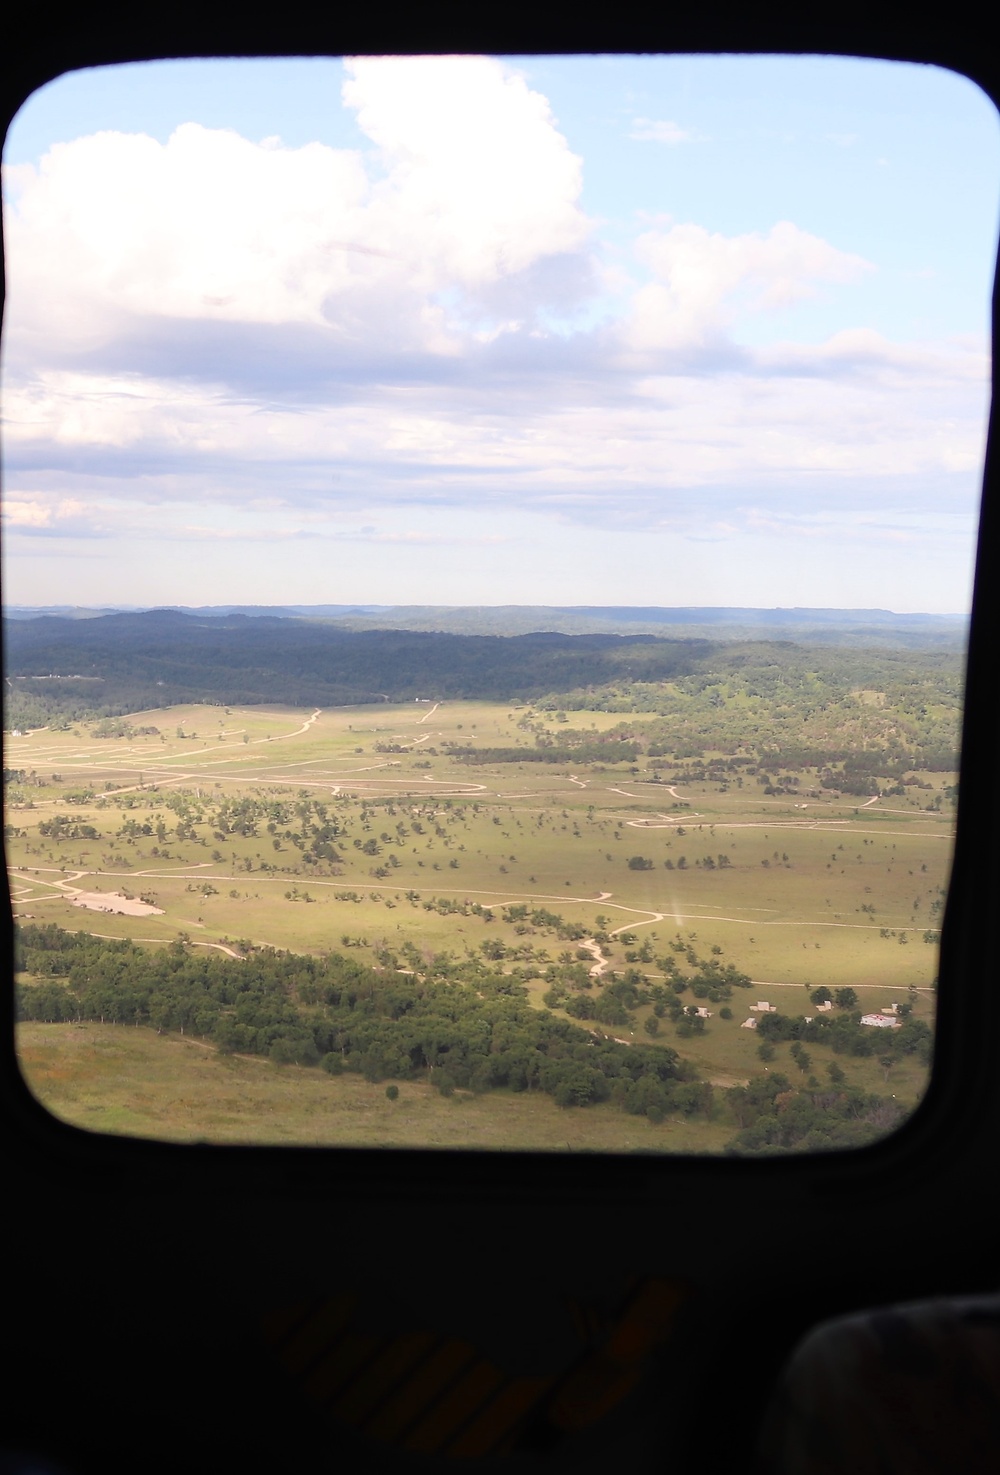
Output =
[
  {"x1": 16, "y1": 1022, "x2": 733, "y2": 1152},
  {"x1": 640, "y1": 996, "x2": 933, "y2": 1104},
  {"x1": 8, "y1": 698, "x2": 945, "y2": 1136}
]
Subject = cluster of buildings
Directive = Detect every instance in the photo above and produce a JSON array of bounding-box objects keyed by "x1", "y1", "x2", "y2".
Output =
[{"x1": 740, "y1": 1001, "x2": 902, "y2": 1030}]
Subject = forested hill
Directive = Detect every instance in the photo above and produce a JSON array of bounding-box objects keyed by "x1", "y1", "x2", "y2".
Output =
[
  {"x1": 4, "y1": 611, "x2": 715, "y2": 717},
  {"x1": 4, "y1": 603, "x2": 968, "y2": 647},
  {"x1": 3, "y1": 611, "x2": 964, "y2": 758}
]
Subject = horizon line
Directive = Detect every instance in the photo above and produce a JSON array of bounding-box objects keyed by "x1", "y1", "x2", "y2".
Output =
[{"x1": 2, "y1": 602, "x2": 970, "y2": 617}]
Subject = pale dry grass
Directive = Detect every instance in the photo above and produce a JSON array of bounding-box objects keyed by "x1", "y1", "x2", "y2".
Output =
[{"x1": 17, "y1": 1022, "x2": 733, "y2": 1152}]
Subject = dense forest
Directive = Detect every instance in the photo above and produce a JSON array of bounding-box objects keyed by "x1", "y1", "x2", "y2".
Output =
[
  {"x1": 3, "y1": 613, "x2": 963, "y2": 791},
  {"x1": 516, "y1": 641, "x2": 962, "y2": 786},
  {"x1": 15, "y1": 925, "x2": 926, "y2": 1152},
  {"x1": 5, "y1": 612, "x2": 715, "y2": 720},
  {"x1": 15, "y1": 923, "x2": 704, "y2": 1121}
]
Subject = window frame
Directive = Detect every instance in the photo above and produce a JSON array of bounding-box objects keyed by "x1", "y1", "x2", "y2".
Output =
[{"x1": 1, "y1": 9, "x2": 998, "y2": 1232}]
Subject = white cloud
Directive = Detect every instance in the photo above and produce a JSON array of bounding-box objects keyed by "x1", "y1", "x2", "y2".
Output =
[
  {"x1": 5, "y1": 127, "x2": 368, "y2": 338},
  {"x1": 629, "y1": 118, "x2": 695, "y2": 145},
  {"x1": 760, "y1": 328, "x2": 990, "y2": 387},
  {"x1": 2, "y1": 498, "x2": 58, "y2": 527},
  {"x1": 624, "y1": 221, "x2": 873, "y2": 353},
  {"x1": 0, "y1": 57, "x2": 987, "y2": 609},
  {"x1": 3, "y1": 334, "x2": 986, "y2": 533},
  {"x1": 1, "y1": 495, "x2": 97, "y2": 531},
  {"x1": 2, "y1": 56, "x2": 588, "y2": 367},
  {"x1": 342, "y1": 56, "x2": 589, "y2": 286}
]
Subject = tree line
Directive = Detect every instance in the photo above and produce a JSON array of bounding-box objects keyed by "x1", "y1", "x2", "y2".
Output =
[
  {"x1": 4, "y1": 614, "x2": 961, "y2": 788},
  {"x1": 3, "y1": 612, "x2": 712, "y2": 721},
  {"x1": 14, "y1": 925, "x2": 711, "y2": 1122},
  {"x1": 16, "y1": 925, "x2": 918, "y2": 1149}
]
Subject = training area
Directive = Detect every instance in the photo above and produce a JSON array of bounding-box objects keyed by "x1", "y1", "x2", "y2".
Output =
[{"x1": 9, "y1": 695, "x2": 946, "y2": 1145}]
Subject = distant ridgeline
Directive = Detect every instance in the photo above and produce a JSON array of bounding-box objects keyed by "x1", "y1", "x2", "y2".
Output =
[
  {"x1": 3, "y1": 609, "x2": 962, "y2": 781},
  {"x1": 3, "y1": 602, "x2": 968, "y2": 646},
  {"x1": 4, "y1": 611, "x2": 715, "y2": 714}
]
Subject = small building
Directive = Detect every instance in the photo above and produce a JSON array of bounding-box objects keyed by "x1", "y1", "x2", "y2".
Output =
[
  {"x1": 815, "y1": 1000, "x2": 833, "y2": 1012},
  {"x1": 860, "y1": 1013, "x2": 901, "y2": 1028},
  {"x1": 695, "y1": 1007, "x2": 712, "y2": 1019},
  {"x1": 752, "y1": 1001, "x2": 777, "y2": 1013},
  {"x1": 741, "y1": 1017, "x2": 758, "y2": 1030}
]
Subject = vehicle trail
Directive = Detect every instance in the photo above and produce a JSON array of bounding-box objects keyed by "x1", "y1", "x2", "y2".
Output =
[
  {"x1": 625, "y1": 814, "x2": 705, "y2": 827},
  {"x1": 78, "y1": 932, "x2": 245, "y2": 959},
  {"x1": 577, "y1": 938, "x2": 611, "y2": 977},
  {"x1": 12, "y1": 859, "x2": 927, "y2": 940},
  {"x1": 609, "y1": 912, "x2": 664, "y2": 936}
]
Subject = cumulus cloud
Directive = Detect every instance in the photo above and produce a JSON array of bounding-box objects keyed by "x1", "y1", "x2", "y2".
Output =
[
  {"x1": 624, "y1": 221, "x2": 873, "y2": 355},
  {"x1": 3, "y1": 55, "x2": 590, "y2": 373},
  {"x1": 5, "y1": 128, "x2": 369, "y2": 341},
  {"x1": 0, "y1": 54, "x2": 988, "y2": 592},
  {"x1": 1, "y1": 494, "x2": 107, "y2": 535},
  {"x1": 342, "y1": 56, "x2": 588, "y2": 285},
  {"x1": 3, "y1": 498, "x2": 62, "y2": 528}
]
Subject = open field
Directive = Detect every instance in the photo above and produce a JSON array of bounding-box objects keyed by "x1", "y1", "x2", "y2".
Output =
[
  {"x1": 6, "y1": 699, "x2": 954, "y2": 979},
  {"x1": 16, "y1": 1016, "x2": 928, "y2": 1148},
  {"x1": 7, "y1": 698, "x2": 947, "y2": 1140},
  {"x1": 16, "y1": 1021, "x2": 734, "y2": 1150}
]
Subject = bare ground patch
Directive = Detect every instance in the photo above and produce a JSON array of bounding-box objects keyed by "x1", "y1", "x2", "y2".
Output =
[{"x1": 71, "y1": 891, "x2": 164, "y2": 917}]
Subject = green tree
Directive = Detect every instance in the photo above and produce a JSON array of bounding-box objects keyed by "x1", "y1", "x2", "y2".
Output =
[{"x1": 790, "y1": 1041, "x2": 811, "y2": 1074}]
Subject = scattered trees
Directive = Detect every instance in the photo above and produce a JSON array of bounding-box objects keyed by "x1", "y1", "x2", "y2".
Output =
[{"x1": 14, "y1": 924, "x2": 708, "y2": 1126}]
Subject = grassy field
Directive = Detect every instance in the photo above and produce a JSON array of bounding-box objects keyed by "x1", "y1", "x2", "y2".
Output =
[
  {"x1": 8, "y1": 698, "x2": 946, "y2": 1141},
  {"x1": 16, "y1": 1021, "x2": 734, "y2": 1151}
]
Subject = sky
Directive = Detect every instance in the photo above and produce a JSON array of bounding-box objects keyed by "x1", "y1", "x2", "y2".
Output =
[{"x1": 1, "y1": 54, "x2": 998, "y2": 612}]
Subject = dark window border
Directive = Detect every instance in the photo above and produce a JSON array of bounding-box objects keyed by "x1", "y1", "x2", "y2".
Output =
[{"x1": 1, "y1": 10, "x2": 998, "y2": 1228}]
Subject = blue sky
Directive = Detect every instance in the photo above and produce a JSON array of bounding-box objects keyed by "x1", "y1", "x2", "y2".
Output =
[{"x1": 2, "y1": 54, "x2": 997, "y2": 610}]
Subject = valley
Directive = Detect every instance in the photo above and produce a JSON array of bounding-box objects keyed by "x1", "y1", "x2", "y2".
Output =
[{"x1": 7, "y1": 661, "x2": 952, "y2": 1150}]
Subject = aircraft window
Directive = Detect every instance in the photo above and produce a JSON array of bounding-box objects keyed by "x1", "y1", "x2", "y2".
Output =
[{"x1": 3, "y1": 55, "x2": 996, "y2": 1153}]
